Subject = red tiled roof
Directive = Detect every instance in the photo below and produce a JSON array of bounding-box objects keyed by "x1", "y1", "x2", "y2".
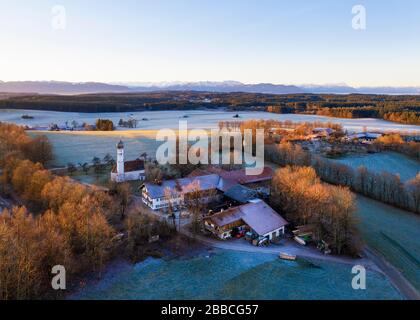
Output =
[
  {"x1": 112, "y1": 159, "x2": 145, "y2": 173},
  {"x1": 206, "y1": 206, "x2": 245, "y2": 227},
  {"x1": 188, "y1": 168, "x2": 211, "y2": 177},
  {"x1": 189, "y1": 166, "x2": 273, "y2": 185}
]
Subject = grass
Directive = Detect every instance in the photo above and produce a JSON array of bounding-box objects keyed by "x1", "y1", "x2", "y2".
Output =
[
  {"x1": 356, "y1": 196, "x2": 420, "y2": 291},
  {"x1": 329, "y1": 151, "x2": 420, "y2": 182},
  {"x1": 69, "y1": 170, "x2": 111, "y2": 188},
  {"x1": 29, "y1": 131, "x2": 161, "y2": 168},
  {"x1": 68, "y1": 249, "x2": 401, "y2": 300}
]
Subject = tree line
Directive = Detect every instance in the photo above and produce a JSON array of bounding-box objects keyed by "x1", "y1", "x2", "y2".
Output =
[
  {"x1": 0, "y1": 122, "x2": 53, "y2": 165},
  {"x1": 0, "y1": 157, "x2": 117, "y2": 299},
  {"x1": 0, "y1": 123, "x2": 173, "y2": 299},
  {"x1": 95, "y1": 119, "x2": 115, "y2": 131},
  {"x1": 1, "y1": 92, "x2": 419, "y2": 125},
  {"x1": 265, "y1": 141, "x2": 420, "y2": 214},
  {"x1": 374, "y1": 134, "x2": 420, "y2": 160},
  {"x1": 270, "y1": 166, "x2": 361, "y2": 256}
]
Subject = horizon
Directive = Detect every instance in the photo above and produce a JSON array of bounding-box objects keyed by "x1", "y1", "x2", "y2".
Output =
[
  {"x1": 1, "y1": 0, "x2": 420, "y2": 87},
  {"x1": 1, "y1": 79, "x2": 420, "y2": 89}
]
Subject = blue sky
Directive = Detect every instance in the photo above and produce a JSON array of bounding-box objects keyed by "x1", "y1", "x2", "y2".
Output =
[{"x1": 0, "y1": 0, "x2": 419, "y2": 86}]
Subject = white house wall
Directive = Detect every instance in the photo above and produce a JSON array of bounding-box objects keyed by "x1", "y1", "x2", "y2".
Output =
[{"x1": 111, "y1": 170, "x2": 145, "y2": 183}]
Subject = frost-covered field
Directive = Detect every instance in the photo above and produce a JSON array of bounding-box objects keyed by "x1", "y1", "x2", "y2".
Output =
[
  {"x1": 333, "y1": 152, "x2": 420, "y2": 291},
  {"x1": 3, "y1": 109, "x2": 420, "y2": 133},
  {"x1": 331, "y1": 152, "x2": 420, "y2": 182},
  {"x1": 30, "y1": 131, "x2": 161, "y2": 167},
  {"x1": 69, "y1": 249, "x2": 401, "y2": 300},
  {"x1": 356, "y1": 196, "x2": 420, "y2": 292}
]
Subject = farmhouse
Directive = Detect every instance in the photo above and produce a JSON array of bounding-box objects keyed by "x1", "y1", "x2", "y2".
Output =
[
  {"x1": 189, "y1": 166, "x2": 274, "y2": 192},
  {"x1": 110, "y1": 140, "x2": 146, "y2": 182},
  {"x1": 142, "y1": 174, "x2": 224, "y2": 210},
  {"x1": 223, "y1": 184, "x2": 259, "y2": 204},
  {"x1": 142, "y1": 166, "x2": 274, "y2": 211},
  {"x1": 346, "y1": 132, "x2": 384, "y2": 144},
  {"x1": 312, "y1": 127, "x2": 335, "y2": 137},
  {"x1": 204, "y1": 201, "x2": 288, "y2": 240}
]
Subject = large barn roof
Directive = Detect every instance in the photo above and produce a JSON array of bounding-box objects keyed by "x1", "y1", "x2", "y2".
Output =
[
  {"x1": 205, "y1": 201, "x2": 288, "y2": 236},
  {"x1": 144, "y1": 174, "x2": 221, "y2": 199},
  {"x1": 188, "y1": 166, "x2": 274, "y2": 185}
]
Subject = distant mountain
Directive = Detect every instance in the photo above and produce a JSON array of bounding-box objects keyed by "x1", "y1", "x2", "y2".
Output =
[
  {"x1": 0, "y1": 80, "x2": 304, "y2": 95},
  {"x1": 356, "y1": 87, "x2": 420, "y2": 95},
  {"x1": 300, "y1": 84, "x2": 420, "y2": 95},
  {"x1": 0, "y1": 81, "x2": 134, "y2": 95},
  {"x1": 300, "y1": 84, "x2": 358, "y2": 94},
  {"x1": 0, "y1": 80, "x2": 419, "y2": 95},
  {"x1": 152, "y1": 81, "x2": 304, "y2": 94}
]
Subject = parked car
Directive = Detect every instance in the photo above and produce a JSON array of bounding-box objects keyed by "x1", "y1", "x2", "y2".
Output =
[{"x1": 235, "y1": 230, "x2": 246, "y2": 239}]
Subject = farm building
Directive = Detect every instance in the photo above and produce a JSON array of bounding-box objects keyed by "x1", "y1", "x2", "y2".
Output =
[
  {"x1": 223, "y1": 184, "x2": 259, "y2": 204},
  {"x1": 204, "y1": 201, "x2": 288, "y2": 240},
  {"x1": 188, "y1": 165, "x2": 274, "y2": 192},
  {"x1": 141, "y1": 174, "x2": 224, "y2": 210},
  {"x1": 346, "y1": 132, "x2": 384, "y2": 144}
]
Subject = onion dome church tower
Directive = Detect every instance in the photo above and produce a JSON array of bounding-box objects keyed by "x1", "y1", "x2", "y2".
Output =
[
  {"x1": 116, "y1": 140, "x2": 125, "y2": 182},
  {"x1": 111, "y1": 140, "x2": 146, "y2": 183}
]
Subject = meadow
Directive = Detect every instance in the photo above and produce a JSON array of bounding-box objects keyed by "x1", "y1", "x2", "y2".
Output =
[
  {"x1": 330, "y1": 151, "x2": 420, "y2": 182},
  {"x1": 29, "y1": 131, "x2": 161, "y2": 167},
  {"x1": 356, "y1": 196, "x2": 420, "y2": 291},
  {"x1": 3, "y1": 108, "x2": 420, "y2": 132},
  {"x1": 69, "y1": 249, "x2": 401, "y2": 300}
]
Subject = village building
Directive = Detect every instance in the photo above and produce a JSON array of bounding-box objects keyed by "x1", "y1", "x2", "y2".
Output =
[
  {"x1": 110, "y1": 140, "x2": 146, "y2": 183},
  {"x1": 402, "y1": 134, "x2": 420, "y2": 142},
  {"x1": 142, "y1": 166, "x2": 274, "y2": 211},
  {"x1": 188, "y1": 166, "x2": 274, "y2": 194},
  {"x1": 223, "y1": 184, "x2": 259, "y2": 205},
  {"x1": 204, "y1": 201, "x2": 288, "y2": 240},
  {"x1": 346, "y1": 132, "x2": 384, "y2": 144},
  {"x1": 141, "y1": 174, "x2": 224, "y2": 210},
  {"x1": 312, "y1": 127, "x2": 335, "y2": 137}
]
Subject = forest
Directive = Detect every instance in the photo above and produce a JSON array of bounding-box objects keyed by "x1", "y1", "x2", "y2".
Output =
[
  {"x1": 0, "y1": 92, "x2": 419, "y2": 124},
  {"x1": 0, "y1": 123, "x2": 172, "y2": 299},
  {"x1": 265, "y1": 141, "x2": 420, "y2": 214},
  {"x1": 270, "y1": 166, "x2": 361, "y2": 256}
]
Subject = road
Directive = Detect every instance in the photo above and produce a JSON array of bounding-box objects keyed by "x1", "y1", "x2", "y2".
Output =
[{"x1": 363, "y1": 247, "x2": 420, "y2": 300}]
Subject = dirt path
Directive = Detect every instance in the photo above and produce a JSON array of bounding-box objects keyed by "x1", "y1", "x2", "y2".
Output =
[
  {"x1": 180, "y1": 225, "x2": 377, "y2": 268},
  {"x1": 363, "y1": 247, "x2": 420, "y2": 300}
]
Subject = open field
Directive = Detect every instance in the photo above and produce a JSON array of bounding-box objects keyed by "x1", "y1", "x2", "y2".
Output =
[
  {"x1": 330, "y1": 151, "x2": 420, "y2": 182},
  {"x1": 69, "y1": 249, "x2": 401, "y2": 300},
  {"x1": 3, "y1": 109, "x2": 420, "y2": 132},
  {"x1": 356, "y1": 196, "x2": 420, "y2": 292},
  {"x1": 326, "y1": 152, "x2": 420, "y2": 291},
  {"x1": 30, "y1": 131, "x2": 161, "y2": 167}
]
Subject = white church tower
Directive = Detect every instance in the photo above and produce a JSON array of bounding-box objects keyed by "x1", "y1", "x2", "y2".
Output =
[
  {"x1": 111, "y1": 139, "x2": 146, "y2": 183},
  {"x1": 116, "y1": 140, "x2": 125, "y2": 182}
]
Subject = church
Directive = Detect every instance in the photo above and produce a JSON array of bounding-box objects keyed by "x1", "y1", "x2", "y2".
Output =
[{"x1": 110, "y1": 140, "x2": 146, "y2": 183}]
